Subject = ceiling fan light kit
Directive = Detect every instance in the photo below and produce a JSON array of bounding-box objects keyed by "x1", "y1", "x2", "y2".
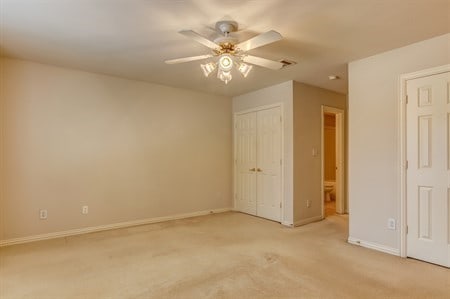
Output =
[
  {"x1": 166, "y1": 20, "x2": 286, "y2": 84},
  {"x1": 200, "y1": 54, "x2": 253, "y2": 84}
]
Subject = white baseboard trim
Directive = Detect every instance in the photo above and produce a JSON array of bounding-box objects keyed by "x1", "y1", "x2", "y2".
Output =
[
  {"x1": 281, "y1": 221, "x2": 293, "y2": 227},
  {"x1": 0, "y1": 208, "x2": 231, "y2": 247},
  {"x1": 348, "y1": 236, "x2": 400, "y2": 256},
  {"x1": 294, "y1": 215, "x2": 323, "y2": 227}
]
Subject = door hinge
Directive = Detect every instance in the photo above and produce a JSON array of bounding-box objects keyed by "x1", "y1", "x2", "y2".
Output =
[
  {"x1": 280, "y1": 116, "x2": 282, "y2": 122},
  {"x1": 280, "y1": 159, "x2": 282, "y2": 165},
  {"x1": 280, "y1": 202, "x2": 282, "y2": 208},
  {"x1": 405, "y1": 94, "x2": 408, "y2": 104},
  {"x1": 406, "y1": 225, "x2": 408, "y2": 234},
  {"x1": 405, "y1": 160, "x2": 408, "y2": 169}
]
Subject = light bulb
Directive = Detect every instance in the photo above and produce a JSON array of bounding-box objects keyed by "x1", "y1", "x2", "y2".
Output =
[
  {"x1": 200, "y1": 62, "x2": 216, "y2": 77},
  {"x1": 238, "y1": 63, "x2": 252, "y2": 77},
  {"x1": 218, "y1": 54, "x2": 233, "y2": 72}
]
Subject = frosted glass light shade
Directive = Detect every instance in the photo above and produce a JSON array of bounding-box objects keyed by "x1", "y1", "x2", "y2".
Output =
[
  {"x1": 238, "y1": 63, "x2": 252, "y2": 77},
  {"x1": 200, "y1": 62, "x2": 216, "y2": 77},
  {"x1": 218, "y1": 54, "x2": 233, "y2": 72},
  {"x1": 217, "y1": 69, "x2": 232, "y2": 84}
]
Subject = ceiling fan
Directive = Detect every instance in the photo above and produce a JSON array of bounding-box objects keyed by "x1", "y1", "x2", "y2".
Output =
[{"x1": 165, "y1": 20, "x2": 285, "y2": 84}]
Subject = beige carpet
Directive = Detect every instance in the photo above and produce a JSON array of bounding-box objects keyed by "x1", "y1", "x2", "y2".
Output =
[{"x1": 0, "y1": 212, "x2": 448, "y2": 299}]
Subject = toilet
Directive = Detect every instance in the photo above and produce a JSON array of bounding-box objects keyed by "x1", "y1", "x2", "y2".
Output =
[{"x1": 324, "y1": 180, "x2": 335, "y2": 202}]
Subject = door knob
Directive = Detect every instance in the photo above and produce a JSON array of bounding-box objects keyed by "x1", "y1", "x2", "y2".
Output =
[
  {"x1": 257, "y1": 168, "x2": 262, "y2": 172},
  {"x1": 249, "y1": 168, "x2": 256, "y2": 172}
]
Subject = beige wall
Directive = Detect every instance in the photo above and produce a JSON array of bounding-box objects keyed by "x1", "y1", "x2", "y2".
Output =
[
  {"x1": 0, "y1": 58, "x2": 232, "y2": 240},
  {"x1": 348, "y1": 33, "x2": 450, "y2": 251},
  {"x1": 293, "y1": 82, "x2": 346, "y2": 225},
  {"x1": 232, "y1": 81, "x2": 294, "y2": 225}
]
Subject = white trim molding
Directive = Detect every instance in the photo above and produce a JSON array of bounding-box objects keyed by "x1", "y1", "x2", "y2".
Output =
[
  {"x1": 348, "y1": 236, "x2": 400, "y2": 256},
  {"x1": 321, "y1": 105, "x2": 346, "y2": 218},
  {"x1": 281, "y1": 221, "x2": 294, "y2": 227},
  {"x1": 398, "y1": 64, "x2": 450, "y2": 258},
  {"x1": 0, "y1": 208, "x2": 231, "y2": 247},
  {"x1": 294, "y1": 215, "x2": 323, "y2": 227}
]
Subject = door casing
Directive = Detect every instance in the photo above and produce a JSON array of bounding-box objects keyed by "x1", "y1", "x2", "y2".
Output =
[{"x1": 321, "y1": 106, "x2": 345, "y2": 218}]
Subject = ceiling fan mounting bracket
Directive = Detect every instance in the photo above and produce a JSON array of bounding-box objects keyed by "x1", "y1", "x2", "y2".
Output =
[{"x1": 215, "y1": 20, "x2": 238, "y2": 36}]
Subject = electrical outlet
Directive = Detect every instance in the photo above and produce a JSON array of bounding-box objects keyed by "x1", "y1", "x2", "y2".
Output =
[
  {"x1": 388, "y1": 218, "x2": 396, "y2": 230},
  {"x1": 306, "y1": 200, "x2": 311, "y2": 208},
  {"x1": 82, "y1": 206, "x2": 89, "y2": 215},
  {"x1": 39, "y1": 209, "x2": 48, "y2": 220}
]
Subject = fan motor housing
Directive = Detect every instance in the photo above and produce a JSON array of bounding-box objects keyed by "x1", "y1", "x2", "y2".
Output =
[
  {"x1": 215, "y1": 20, "x2": 238, "y2": 35},
  {"x1": 213, "y1": 36, "x2": 238, "y2": 46}
]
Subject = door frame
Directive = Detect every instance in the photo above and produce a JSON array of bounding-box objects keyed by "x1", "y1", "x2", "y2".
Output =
[
  {"x1": 233, "y1": 103, "x2": 284, "y2": 223},
  {"x1": 399, "y1": 64, "x2": 450, "y2": 258},
  {"x1": 321, "y1": 106, "x2": 345, "y2": 218}
]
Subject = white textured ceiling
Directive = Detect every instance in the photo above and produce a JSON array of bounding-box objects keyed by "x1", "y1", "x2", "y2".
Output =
[{"x1": 1, "y1": 0, "x2": 449, "y2": 96}]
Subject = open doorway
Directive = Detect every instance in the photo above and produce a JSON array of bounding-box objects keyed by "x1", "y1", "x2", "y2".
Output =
[{"x1": 321, "y1": 106, "x2": 345, "y2": 218}]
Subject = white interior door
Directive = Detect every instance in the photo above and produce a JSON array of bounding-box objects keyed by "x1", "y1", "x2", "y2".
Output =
[
  {"x1": 256, "y1": 107, "x2": 282, "y2": 221},
  {"x1": 406, "y1": 71, "x2": 450, "y2": 267},
  {"x1": 235, "y1": 112, "x2": 257, "y2": 215}
]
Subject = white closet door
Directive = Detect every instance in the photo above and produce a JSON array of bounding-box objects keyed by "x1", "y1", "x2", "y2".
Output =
[
  {"x1": 256, "y1": 107, "x2": 282, "y2": 222},
  {"x1": 235, "y1": 112, "x2": 257, "y2": 215},
  {"x1": 406, "y1": 71, "x2": 450, "y2": 267}
]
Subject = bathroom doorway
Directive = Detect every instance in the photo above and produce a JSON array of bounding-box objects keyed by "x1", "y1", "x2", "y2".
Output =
[{"x1": 321, "y1": 106, "x2": 345, "y2": 218}]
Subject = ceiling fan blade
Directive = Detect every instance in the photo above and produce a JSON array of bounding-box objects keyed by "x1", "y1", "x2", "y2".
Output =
[
  {"x1": 179, "y1": 30, "x2": 220, "y2": 50},
  {"x1": 165, "y1": 54, "x2": 213, "y2": 64},
  {"x1": 236, "y1": 30, "x2": 282, "y2": 52},
  {"x1": 242, "y1": 55, "x2": 284, "y2": 70}
]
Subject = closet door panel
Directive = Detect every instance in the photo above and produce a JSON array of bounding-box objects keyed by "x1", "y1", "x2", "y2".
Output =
[
  {"x1": 235, "y1": 112, "x2": 257, "y2": 215},
  {"x1": 256, "y1": 107, "x2": 282, "y2": 221}
]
